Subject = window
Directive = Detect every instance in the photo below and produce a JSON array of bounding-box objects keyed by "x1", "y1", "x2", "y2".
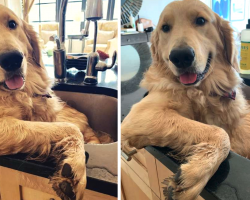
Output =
[
  {"x1": 113, "y1": 0, "x2": 118, "y2": 19},
  {"x1": 66, "y1": 1, "x2": 82, "y2": 21},
  {"x1": 29, "y1": 0, "x2": 118, "y2": 35},
  {"x1": 106, "y1": 0, "x2": 118, "y2": 20},
  {"x1": 29, "y1": 0, "x2": 56, "y2": 23},
  {"x1": 103, "y1": 0, "x2": 109, "y2": 19},
  {"x1": 30, "y1": 0, "x2": 117, "y2": 23}
]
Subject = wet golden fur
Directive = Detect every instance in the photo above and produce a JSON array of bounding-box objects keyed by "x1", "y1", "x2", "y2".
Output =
[
  {"x1": 122, "y1": 0, "x2": 250, "y2": 199},
  {"x1": 0, "y1": 5, "x2": 100, "y2": 200}
]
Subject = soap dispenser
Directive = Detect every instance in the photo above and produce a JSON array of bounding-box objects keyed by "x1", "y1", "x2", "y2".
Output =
[{"x1": 240, "y1": 19, "x2": 250, "y2": 74}]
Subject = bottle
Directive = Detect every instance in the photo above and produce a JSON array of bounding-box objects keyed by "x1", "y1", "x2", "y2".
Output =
[
  {"x1": 137, "y1": 15, "x2": 144, "y2": 33},
  {"x1": 129, "y1": 11, "x2": 135, "y2": 29},
  {"x1": 240, "y1": 19, "x2": 250, "y2": 74}
]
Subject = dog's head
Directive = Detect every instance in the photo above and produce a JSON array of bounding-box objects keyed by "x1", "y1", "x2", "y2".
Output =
[
  {"x1": 151, "y1": 0, "x2": 238, "y2": 87},
  {"x1": 0, "y1": 5, "x2": 41, "y2": 91}
]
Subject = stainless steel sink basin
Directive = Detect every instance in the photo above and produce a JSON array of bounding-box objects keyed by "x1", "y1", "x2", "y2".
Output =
[{"x1": 54, "y1": 89, "x2": 117, "y2": 182}]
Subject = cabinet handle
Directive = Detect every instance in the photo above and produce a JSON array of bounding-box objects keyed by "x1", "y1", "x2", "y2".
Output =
[{"x1": 121, "y1": 149, "x2": 137, "y2": 161}]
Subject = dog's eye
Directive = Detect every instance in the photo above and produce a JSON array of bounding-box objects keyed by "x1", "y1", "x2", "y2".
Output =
[
  {"x1": 196, "y1": 17, "x2": 206, "y2": 26},
  {"x1": 162, "y1": 25, "x2": 170, "y2": 32},
  {"x1": 8, "y1": 20, "x2": 17, "y2": 29}
]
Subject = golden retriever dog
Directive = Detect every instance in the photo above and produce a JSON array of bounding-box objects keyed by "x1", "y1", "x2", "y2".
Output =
[
  {"x1": 122, "y1": 0, "x2": 250, "y2": 199},
  {"x1": 0, "y1": 5, "x2": 101, "y2": 200}
]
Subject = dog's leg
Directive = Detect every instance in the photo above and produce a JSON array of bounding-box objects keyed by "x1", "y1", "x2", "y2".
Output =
[
  {"x1": 230, "y1": 114, "x2": 250, "y2": 158},
  {"x1": 122, "y1": 95, "x2": 230, "y2": 200},
  {"x1": 56, "y1": 105, "x2": 100, "y2": 144},
  {"x1": 50, "y1": 135, "x2": 86, "y2": 200},
  {"x1": 0, "y1": 117, "x2": 86, "y2": 200}
]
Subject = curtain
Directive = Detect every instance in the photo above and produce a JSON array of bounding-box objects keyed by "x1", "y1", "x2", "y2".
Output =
[
  {"x1": 22, "y1": 0, "x2": 35, "y2": 22},
  {"x1": 0, "y1": 0, "x2": 9, "y2": 6},
  {"x1": 0, "y1": 0, "x2": 22, "y2": 18}
]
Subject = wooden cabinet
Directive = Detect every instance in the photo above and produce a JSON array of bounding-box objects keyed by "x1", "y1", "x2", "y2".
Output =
[
  {"x1": 121, "y1": 158, "x2": 159, "y2": 200},
  {"x1": 0, "y1": 166, "x2": 116, "y2": 200},
  {"x1": 121, "y1": 149, "x2": 204, "y2": 200},
  {"x1": 121, "y1": 149, "x2": 160, "y2": 200}
]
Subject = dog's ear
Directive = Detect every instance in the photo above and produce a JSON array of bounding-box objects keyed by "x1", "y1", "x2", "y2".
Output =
[
  {"x1": 150, "y1": 30, "x2": 161, "y2": 63},
  {"x1": 216, "y1": 14, "x2": 239, "y2": 71},
  {"x1": 23, "y1": 20, "x2": 42, "y2": 67}
]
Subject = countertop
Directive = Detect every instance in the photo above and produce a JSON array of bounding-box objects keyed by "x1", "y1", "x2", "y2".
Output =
[
  {"x1": 46, "y1": 62, "x2": 118, "y2": 98},
  {"x1": 0, "y1": 63, "x2": 118, "y2": 197},
  {"x1": 146, "y1": 146, "x2": 250, "y2": 200},
  {"x1": 240, "y1": 74, "x2": 250, "y2": 87},
  {"x1": 121, "y1": 32, "x2": 152, "y2": 46}
]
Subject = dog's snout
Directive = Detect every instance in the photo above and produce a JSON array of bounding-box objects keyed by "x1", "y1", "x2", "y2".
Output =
[
  {"x1": 0, "y1": 51, "x2": 23, "y2": 71},
  {"x1": 169, "y1": 47, "x2": 195, "y2": 69}
]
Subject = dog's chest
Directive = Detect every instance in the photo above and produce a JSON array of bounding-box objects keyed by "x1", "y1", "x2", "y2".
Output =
[
  {"x1": 185, "y1": 89, "x2": 242, "y2": 129},
  {"x1": 10, "y1": 96, "x2": 57, "y2": 122}
]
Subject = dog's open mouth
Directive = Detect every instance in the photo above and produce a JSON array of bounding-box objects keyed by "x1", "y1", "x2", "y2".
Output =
[
  {"x1": 179, "y1": 53, "x2": 212, "y2": 85},
  {"x1": 4, "y1": 75, "x2": 25, "y2": 90}
]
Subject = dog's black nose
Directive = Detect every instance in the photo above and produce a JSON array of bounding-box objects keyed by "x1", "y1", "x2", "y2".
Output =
[
  {"x1": 0, "y1": 51, "x2": 23, "y2": 71},
  {"x1": 169, "y1": 47, "x2": 195, "y2": 68}
]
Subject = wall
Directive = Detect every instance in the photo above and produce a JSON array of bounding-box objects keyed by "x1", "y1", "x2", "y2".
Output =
[
  {"x1": 231, "y1": 0, "x2": 250, "y2": 32},
  {"x1": 137, "y1": 0, "x2": 173, "y2": 26}
]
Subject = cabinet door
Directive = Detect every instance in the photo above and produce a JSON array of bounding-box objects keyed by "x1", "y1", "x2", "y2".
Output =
[
  {"x1": 0, "y1": 166, "x2": 60, "y2": 200},
  {"x1": 84, "y1": 190, "x2": 117, "y2": 200},
  {"x1": 0, "y1": 166, "x2": 116, "y2": 200},
  {"x1": 121, "y1": 158, "x2": 160, "y2": 200}
]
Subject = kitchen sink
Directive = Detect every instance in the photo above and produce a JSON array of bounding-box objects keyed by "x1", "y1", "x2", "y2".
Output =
[{"x1": 54, "y1": 87, "x2": 118, "y2": 183}]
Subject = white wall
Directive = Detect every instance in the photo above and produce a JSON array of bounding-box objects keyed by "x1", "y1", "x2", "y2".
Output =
[
  {"x1": 137, "y1": 0, "x2": 173, "y2": 26},
  {"x1": 231, "y1": 0, "x2": 250, "y2": 32}
]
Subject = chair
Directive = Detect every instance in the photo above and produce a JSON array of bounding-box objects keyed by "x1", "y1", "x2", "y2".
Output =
[
  {"x1": 38, "y1": 23, "x2": 59, "y2": 48},
  {"x1": 84, "y1": 20, "x2": 118, "y2": 56}
]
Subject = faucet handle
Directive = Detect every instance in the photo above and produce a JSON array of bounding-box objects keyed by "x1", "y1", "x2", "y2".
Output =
[
  {"x1": 95, "y1": 51, "x2": 117, "y2": 71},
  {"x1": 109, "y1": 51, "x2": 117, "y2": 69}
]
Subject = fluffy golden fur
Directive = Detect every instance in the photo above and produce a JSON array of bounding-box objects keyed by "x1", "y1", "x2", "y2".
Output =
[
  {"x1": 0, "y1": 5, "x2": 100, "y2": 200},
  {"x1": 122, "y1": 0, "x2": 250, "y2": 199}
]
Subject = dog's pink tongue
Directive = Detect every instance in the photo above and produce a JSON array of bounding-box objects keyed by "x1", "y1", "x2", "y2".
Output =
[
  {"x1": 180, "y1": 73, "x2": 197, "y2": 84},
  {"x1": 5, "y1": 75, "x2": 24, "y2": 90}
]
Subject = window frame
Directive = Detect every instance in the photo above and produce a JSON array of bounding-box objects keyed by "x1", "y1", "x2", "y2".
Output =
[{"x1": 30, "y1": 0, "x2": 117, "y2": 24}]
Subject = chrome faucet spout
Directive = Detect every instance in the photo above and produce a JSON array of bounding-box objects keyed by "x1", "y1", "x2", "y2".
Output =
[{"x1": 59, "y1": 0, "x2": 68, "y2": 47}]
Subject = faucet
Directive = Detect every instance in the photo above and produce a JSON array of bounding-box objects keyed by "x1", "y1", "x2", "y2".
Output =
[
  {"x1": 58, "y1": 0, "x2": 68, "y2": 47},
  {"x1": 53, "y1": 0, "x2": 68, "y2": 82},
  {"x1": 54, "y1": 0, "x2": 117, "y2": 85},
  {"x1": 83, "y1": 0, "x2": 117, "y2": 85}
]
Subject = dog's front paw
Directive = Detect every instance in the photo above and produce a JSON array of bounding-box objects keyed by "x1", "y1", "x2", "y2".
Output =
[
  {"x1": 163, "y1": 163, "x2": 212, "y2": 200},
  {"x1": 50, "y1": 136, "x2": 86, "y2": 200},
  {"x1": 162, "y1": 170, "x2": 198, "y2": 200},
  {"x1": 52, "y1": 163, "x2": 85, "y2": 200}
]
